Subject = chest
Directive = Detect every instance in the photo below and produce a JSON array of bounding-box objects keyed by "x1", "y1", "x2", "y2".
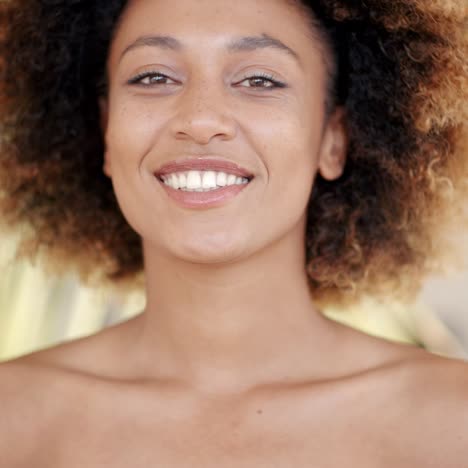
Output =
[
  {"x1": 44, "y1": 407, "x2": 399, "y2": 468},
  {"x1": 34, "y1": 379, "x2": 422, "y2": 468}
]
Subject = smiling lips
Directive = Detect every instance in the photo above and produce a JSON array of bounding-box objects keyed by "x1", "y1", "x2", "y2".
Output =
[
  {"x1": 155, "y1": 157, "x2": 254, "y2": 178},
  {"x1": 154, "y1": 157, "x2": 254, "y2": 208}
]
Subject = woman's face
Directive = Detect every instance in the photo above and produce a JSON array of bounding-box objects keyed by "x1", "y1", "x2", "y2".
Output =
[{"x1": 103, "y1": 0, "x2": 347, "y2": 264}]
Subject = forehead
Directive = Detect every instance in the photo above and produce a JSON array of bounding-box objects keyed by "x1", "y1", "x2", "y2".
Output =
[{"x1": 108, "y1": 0, "x2": 323, "y2": 64}]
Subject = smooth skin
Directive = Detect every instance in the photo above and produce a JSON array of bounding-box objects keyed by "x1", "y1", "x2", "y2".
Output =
[{"x1": 1, "y1": 0, "x2": 468, "y2": 466}]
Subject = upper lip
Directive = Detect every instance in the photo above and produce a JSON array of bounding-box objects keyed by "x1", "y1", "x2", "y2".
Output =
[{"x1": 155, "y1": 157, "x2": 255, "y2": 179}]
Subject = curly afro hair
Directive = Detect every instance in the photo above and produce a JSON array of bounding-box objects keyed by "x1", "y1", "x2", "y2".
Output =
[{"x1": 0, "y1": 0, "x2": 467, "y2": 306}]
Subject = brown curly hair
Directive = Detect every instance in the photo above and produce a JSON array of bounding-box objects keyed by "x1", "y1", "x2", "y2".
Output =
[{"x1": 0, "y1": 0, "x2": 467, "y2": 306}]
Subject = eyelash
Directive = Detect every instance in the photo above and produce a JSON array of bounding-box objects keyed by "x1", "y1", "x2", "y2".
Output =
[{"x1": 127, "y1": 71, "x2": 287, "y2": 90}]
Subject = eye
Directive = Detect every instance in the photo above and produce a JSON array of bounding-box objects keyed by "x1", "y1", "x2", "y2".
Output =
[
  {"x1": 237, "y1": 73, "x2": 287, "y2": 90},
  {"x1": 127, "y1": 71, "x2": 176, "y2": 86},
  {"x1": 127, "y1": 71, "x2": 287, "y2": 90}
]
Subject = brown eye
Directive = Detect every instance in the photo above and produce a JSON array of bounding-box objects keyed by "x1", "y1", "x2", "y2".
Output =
[
  {"x1": 237, "y1": 73, "x2": 286, "y2": 90},
  {"x1": 128, "y1": 72, "x2": 176, "y2": 86}
]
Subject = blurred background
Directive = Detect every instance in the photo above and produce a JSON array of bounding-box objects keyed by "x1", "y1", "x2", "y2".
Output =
[{"x1": 1, "y1": 231, "x2": 467, "y2": 363}]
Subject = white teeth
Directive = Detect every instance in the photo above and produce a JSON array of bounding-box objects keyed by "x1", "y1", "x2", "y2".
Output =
[
  {"x1": 161, "y1": 170, "x2": 250, "y2": 191},
  {"x1": 170, "y1": 173, "x2": 180, "y2": 189},
  {"x1": 186, "y1": 171, "x2": 202, "y2": 189},
  {"x1": 178, "y1": 172, "x2": 187, "y2": 188},
  {"x1": 202, "y1": 171, "x2": 217, "y2": 189},
  {"x1": 216, "y1": 172, "x2": 227, "y2": 187}
]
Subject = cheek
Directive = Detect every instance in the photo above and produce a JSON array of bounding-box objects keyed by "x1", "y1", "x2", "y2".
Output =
[
  {"x1": 253, "y1": 109, "x2": 322, "y2": 231},
  {"x1": 105, "y1": 98, "x2": 164, "y2": 169},
  {"x1": 257, "y1": 109, "x2": 321, "y2": 191},
  {"x1": 103, "y1": 97, "x2": 166, "y2": 236}
]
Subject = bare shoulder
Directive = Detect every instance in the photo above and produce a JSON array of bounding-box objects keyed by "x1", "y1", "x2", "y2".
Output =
[
  {"x1": 0, "y1": 350, "x2": 93, "y2": 468},
  {"x1": 0, "y1": 321, "x2": 137, "y2": 466},
  {"x1": 0, "y1": 357, "x2": 52, "y2": 466},
  {"x1": 392, "y1": 351, "x2": 468, "y2": 414},
  {"x1": 376, "y1": 351, "x2": 468, "y2": 467},
  {"x1": 336, "y1": 321, "x2": 468, "y2": 467}
]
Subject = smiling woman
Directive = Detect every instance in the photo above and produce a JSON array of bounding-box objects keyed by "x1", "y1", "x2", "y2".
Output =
[{"x1": 0, "y1": 0, "x2": 467, "y2": 467}]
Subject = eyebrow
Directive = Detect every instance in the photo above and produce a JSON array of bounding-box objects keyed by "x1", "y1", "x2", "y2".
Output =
[{"x1": 119, "y1": 33, "x2": 301, "y2": 65}]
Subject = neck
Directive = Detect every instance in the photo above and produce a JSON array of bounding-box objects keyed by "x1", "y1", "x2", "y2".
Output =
[{"x1": 129, "y1": 228, "x2": 337, "y2": 393}]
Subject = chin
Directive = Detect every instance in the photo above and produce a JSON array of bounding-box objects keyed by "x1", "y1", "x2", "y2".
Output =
[{"x1": 170, "y1": 232, "x2": 250, "y2": 265}]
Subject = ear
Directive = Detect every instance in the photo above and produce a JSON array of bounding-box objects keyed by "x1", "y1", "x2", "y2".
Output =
[
  {"x1": 99, "y1": 96, "x2": 112, "y2": 178},
  {"x1": 317, "y1": 107, "x2": 348, "y2": 181}
]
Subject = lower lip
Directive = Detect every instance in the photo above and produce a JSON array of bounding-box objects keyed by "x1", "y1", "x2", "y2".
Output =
[{"x1": 157, "y1": 178, "x2": 251, "y2": 208}]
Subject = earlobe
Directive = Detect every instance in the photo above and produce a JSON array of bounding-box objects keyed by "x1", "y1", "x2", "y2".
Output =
[
  {"x1": 103, "y1": 150, "x2": 112, "y2": 178},
  {"x1": 318, "y1": 107, "x2": 348, "y2": 181}
]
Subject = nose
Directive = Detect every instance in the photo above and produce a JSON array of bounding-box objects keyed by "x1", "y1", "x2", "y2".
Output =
[{"x1": 169, "y1": 79, "x2": 237, "y2": 145}]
